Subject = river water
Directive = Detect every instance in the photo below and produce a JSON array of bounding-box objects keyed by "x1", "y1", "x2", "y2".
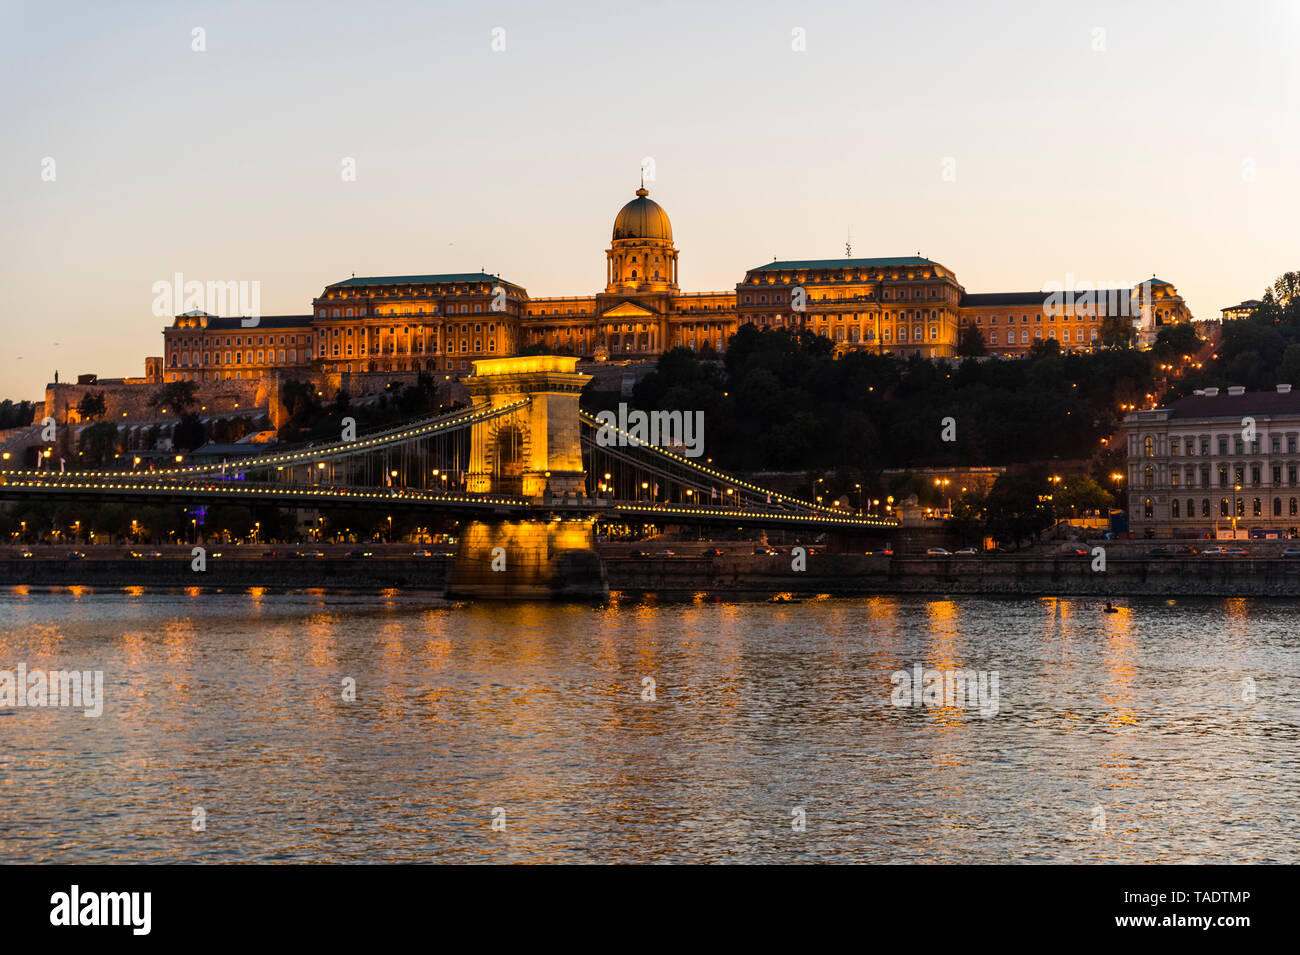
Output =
[{"x1": 0, "y1": 586, "x2": 1296, "y2": 863}]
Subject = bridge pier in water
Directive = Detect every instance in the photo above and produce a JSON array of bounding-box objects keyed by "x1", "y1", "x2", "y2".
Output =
[
  {"x1": 446, "y1": 518, "x2": 608, "y2": 600},
  {"x1": 449, "y1": 356, "x2": 608, "y2": 599}
]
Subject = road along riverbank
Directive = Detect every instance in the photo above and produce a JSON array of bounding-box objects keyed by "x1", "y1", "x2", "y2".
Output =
[{"x1": 5, "y1": 551, "x2": 1300, "y2": 597}]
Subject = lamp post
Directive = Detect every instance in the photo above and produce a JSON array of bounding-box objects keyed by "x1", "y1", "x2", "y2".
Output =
[
  {"x1": 1233, "y1": 483, "x2": 1242, "y2": 539},
  {"x1": 934, "y1": 477, "x2": 952, "y2": 513}
]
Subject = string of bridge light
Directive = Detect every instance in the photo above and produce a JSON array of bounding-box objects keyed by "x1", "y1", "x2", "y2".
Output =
[
  {"x1": 609, "y1": 501, "x2": 897, "y2": 527},
  {"x1": 1, "y1": 477, "x2": 529, "y2": 507},
  {"x1": 0, "y1": 400, "x2": 529, "y2": 482},
  {"x1": 3, "y1": 476, "x2": 896, "y2": 526},
  {"x1": 578, "y1": 410, "x2": 840, "y2": 515}
]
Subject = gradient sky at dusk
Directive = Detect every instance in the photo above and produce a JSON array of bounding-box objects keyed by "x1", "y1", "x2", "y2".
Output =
[{"x1": 2, "y1": 0, "x2": 1297, "y2": 399}]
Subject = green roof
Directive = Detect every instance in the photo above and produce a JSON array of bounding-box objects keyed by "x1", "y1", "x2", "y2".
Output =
[
  {"x1": 751, "y1": 256, "x2": 937, "y2": 272},
  {"x1": 327, "y1": 272, "x2": 512, "y2": 288}
]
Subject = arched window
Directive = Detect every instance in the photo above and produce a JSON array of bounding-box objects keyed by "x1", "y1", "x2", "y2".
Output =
[
  {"x1": 1274, "y1": 498, "x2": 1282, "y2": 517},
  {"x1": 1143, "y1": 498, "x2": 1154, "y2": 519},
  {"x1": 1187, "y1": 499, "x2": 1195, "y2": 518},
  {"x1": 1144, "y1": 465, "x2": 1154, "y2": 488},
  {"x1": 630, "y1": 270, "x2": 637, "y2": 279},
  {"x1": 1292, "y1": 498, "x2": 1298, "y2": 517},
  {"x1": 1171, "y1": 499, "x2": 1180, "y2": 518},
  {"x1": 1144, "y1": 436, "x2": 1154, "y2": 457}
]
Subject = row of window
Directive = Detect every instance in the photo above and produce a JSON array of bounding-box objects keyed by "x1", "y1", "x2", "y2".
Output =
[
  {"x1": 1144, "y1": 462, "x2": 1300, "y2": 487},
  {"x1": 170, "y1": 334, "x2": 301, "y2": 348},
  {"x1": 1147, "y1": 434, "x2": 1300, "y2": 456},
  {"x1": 318, "y1": 304, "x2": 493, "y2": 318},
  {"x1": 315, "y1": 323, "x2": 497, "y2": 339},
  {"x1": 1141, "y1": 497, "x2": 1300, "y2": 519},
  {"x1": 742, "y1": 284, "x2": 943, "y2": 304},
  {"x1": 973, "y1": 313, "x2": 1100, "y2": 324},
  {"x1": 173, "y1": 350, "x2": 299, "y2": 367},
  {"x1": 988, "y1": 328, "x2": 1099, "y2": 345}
]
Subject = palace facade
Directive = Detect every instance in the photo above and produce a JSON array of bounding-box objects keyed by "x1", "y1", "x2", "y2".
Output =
[{"x1": 157, "y1": 184, "x2": 1193, "y2": 384}]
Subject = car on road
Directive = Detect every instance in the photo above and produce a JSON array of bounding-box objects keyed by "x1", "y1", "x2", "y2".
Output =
[
  {"x1": 66, "y1": 551, "x2": 86, "y2": 560},
  {"x1": 925, "y1": 547, "x2": 951, "y2": 556},
  {"x1": 1148, "y1": 546, "x2": 1170, "y2": 556},
  {"x1": 656, "y1": 549, "x2": 676, "y2": 557},
  {"x1": 411, "y1": 550, "x2": 434, "y2": 557},
  {"x1": 702, "y1": 548, "x2": 725, "y2": 556},
  {"x1": 347, "y1": 550, "x2": 374, "y2": 558},
  {"x1": 753, "y1": 546, "x2": 778, "y2": 556},
  {"x1": 1222, "y1": 547, "x2": 1249, "y2": 556},
  {"x1": 19, "y1": 551, "x2": 34, "y2": 559},
  {"x1": 1283, "y1": 547, "x2": 1300, "y2": 558},
  {"x1": 954, "y1": 547, "x2": 978, "y2": 555},
  {"x1": 628, "y1": 549, "x2": 649, "y2": 557}
]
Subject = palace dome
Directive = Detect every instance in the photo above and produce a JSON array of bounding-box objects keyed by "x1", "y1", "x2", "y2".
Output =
[{"x1": 612, "y1": 187, "x2": 672, "y2": 242}]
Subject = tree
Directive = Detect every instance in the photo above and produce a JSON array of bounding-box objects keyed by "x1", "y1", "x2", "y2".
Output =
[
  {"x1": 1271, "y1": 270, "x2": 1300, "y2": 306},
  {"x1": 76, "y1": 391, "x2": 107, "y2": 421},
  {"x1": 78, "y1": 421, "x2": 122, "y2": 466},
  {"x1": 1098, "y1": 314, "x2": 1135, "y2": 348},
  {"x1": 1028, "y1": 337, "x2": 1061, "y2": 358},
  {"x1": 983, "y1": 474, "x2": 1054, "y2": 548},
  {"x1": 1054, "y1": 474, "x2": 1113, "y2": 517},
  {"x1": 149, "y1": 380, "x2": 200, "y2": 416},
  {"x1": 172, "y1": 414, "x2": 207, "y2": 451},
  {"x1": 956, "y1": 323, "x2": 987, "y2": 357},
  {"x1": 947, "y1": 490, "x2": 987, "y2": 544},
  {"x1": 1153, "y1": 322, "x2": 1201, "y2": 360},
  {"x1": 0, "y1": 400, "x2": 37, "y2": 429}
]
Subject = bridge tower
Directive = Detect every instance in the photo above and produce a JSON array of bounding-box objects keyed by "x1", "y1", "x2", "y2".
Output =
[
  {"x1": 450, "y1": 355, "x2": 607, "y2": 599},
  {"x1": 464, "y1": 355, "x2": 591, "y2": 501}
]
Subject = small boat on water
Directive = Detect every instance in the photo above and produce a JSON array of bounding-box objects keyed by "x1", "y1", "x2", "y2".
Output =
[
  {"x1": 1103, "y1": 601, "x2": 1120, "y2": 613},
  {"x1": 771, "y1": 594, "x2": 801, "y2": 604}
]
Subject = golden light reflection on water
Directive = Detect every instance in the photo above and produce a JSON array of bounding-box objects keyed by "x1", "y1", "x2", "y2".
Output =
[
  {"x1": 0, "y1": 588, "x2": 1295, "y2": 864},
  {"x1": 1101, "y1": 605, "x2": 1139, "y2": 730},
  {"x1": 922, "y1": 599, "x2": 967, "y2": 739}
]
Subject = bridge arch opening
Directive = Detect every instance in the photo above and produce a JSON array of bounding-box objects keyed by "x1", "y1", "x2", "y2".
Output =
[{"x1": 493, "y1": 424, "x2": 525, "y2": 496}]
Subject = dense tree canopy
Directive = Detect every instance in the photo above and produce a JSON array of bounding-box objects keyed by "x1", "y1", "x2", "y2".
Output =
[{"x1": 628, "y1": 327, "x2": 1155, "y2": 473}]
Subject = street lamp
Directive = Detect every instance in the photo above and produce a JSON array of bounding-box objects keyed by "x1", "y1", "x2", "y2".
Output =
[
  {"x1": 1232, "y1": 483, "x2": 1242, "y2": 539},
  {"x1": 934, "y1": 477, "x2": 952, "y2": 512}
]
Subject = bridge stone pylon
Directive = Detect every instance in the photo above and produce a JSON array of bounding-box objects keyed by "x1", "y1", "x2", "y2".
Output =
[{"x1": 464, "y1": 356, "x2": 591, "y2": 500}]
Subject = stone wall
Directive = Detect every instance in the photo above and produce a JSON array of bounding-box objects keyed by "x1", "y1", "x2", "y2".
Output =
[{"x1": 43, "y1": 378, "x2": 272, "y2": 427}]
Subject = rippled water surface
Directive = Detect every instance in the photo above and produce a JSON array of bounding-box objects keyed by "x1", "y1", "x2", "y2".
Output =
[{"x1": 0, "y1": 587, "x2": 1297, "y2": 863}]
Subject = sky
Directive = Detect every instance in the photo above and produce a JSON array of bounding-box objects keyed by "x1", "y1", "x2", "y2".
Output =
[{"x1": 1, "y1": 0, "x2": 1297, "y2": 400}]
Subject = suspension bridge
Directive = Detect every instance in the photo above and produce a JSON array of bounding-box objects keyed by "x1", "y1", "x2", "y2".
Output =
[{"x1": 0, "y1": 356, "x2": 898, "y2": 597}]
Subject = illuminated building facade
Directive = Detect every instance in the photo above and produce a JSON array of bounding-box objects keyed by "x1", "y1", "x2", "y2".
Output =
[
  {"x1": 158, "y1": 184, "x2": 1194, "y2": 383},
  {"x1": 1125, "y1": 385, "x2": 1300, "y2": 539}
]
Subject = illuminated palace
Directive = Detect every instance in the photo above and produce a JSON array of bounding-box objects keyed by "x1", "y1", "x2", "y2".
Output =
[{"x1": 160, "y1": 184, "x2": 1193, "y2": 383}]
